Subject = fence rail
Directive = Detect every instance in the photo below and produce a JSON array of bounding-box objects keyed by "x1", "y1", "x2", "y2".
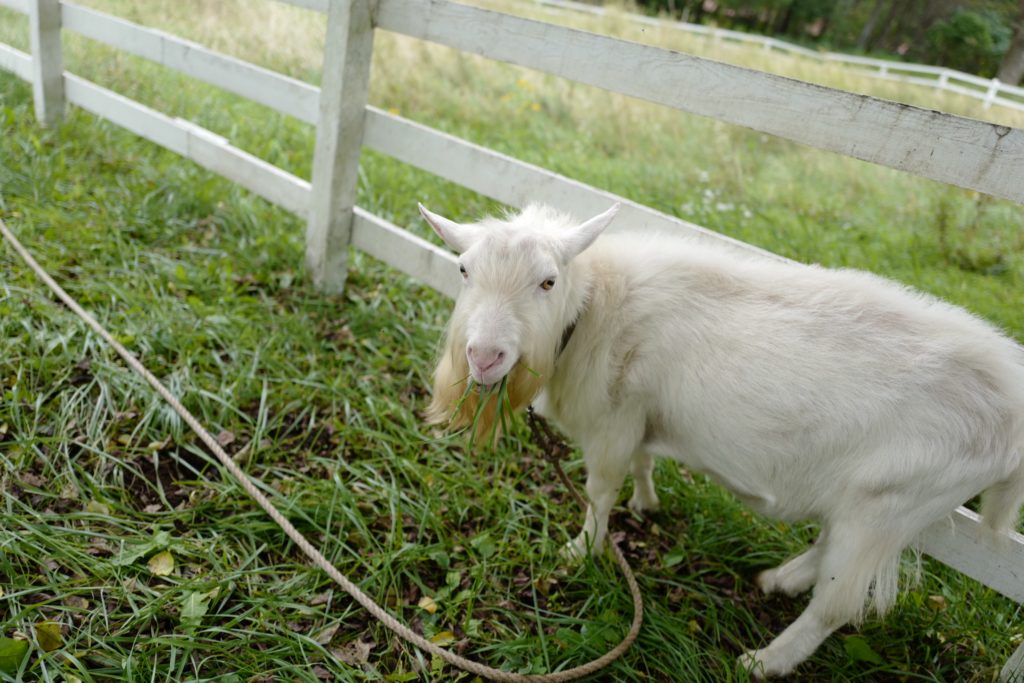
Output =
[
  {"x1": 65, "y1": 68, "x2": 313, "y2": 214},
  {"x1": 536, "y1": 0, "x2": 1024, "y2": 112},
  {"x1": 378, "y1": 0, "x2": 1024, "y2": 206},
  {"x1": 61, "y1": 3, "x2": 320, "y2": 124},
  {"x1": 0, "y1": 41, "x2": 31, "y2": 79},
  {"x1": 0, "y1": 0, "x2": 29, "y2": 13},
  {"x1": 0, "y1": 0, "x2": 1022, "y2": 677}
]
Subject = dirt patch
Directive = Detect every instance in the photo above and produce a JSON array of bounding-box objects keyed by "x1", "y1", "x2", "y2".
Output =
[{"x1": 120, "y1": 446, "x2": 208, "y2": 509}]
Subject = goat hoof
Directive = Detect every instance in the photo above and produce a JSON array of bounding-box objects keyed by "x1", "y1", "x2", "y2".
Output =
[
  {"x1": 738, "y1": 650, "x2": 768, "y2": 680},
  {"x1": 560, "y1": 534, "x2": 599, "y2": 563},
  {"x1": 560, "y1": 544, "x2": 583, "y2": 564},
  {"x1": 560, "y1": 538, "x2": 586, "y2": 563},
  {"x1": 756, "y1": 569, "x2": 779, "y2": 595},
  {"x1": 627, "y1": 493, "x2": 660, "y2": 514},
  {"x1": 739, "y1": 647, "x2": 796, "y2": 679}
]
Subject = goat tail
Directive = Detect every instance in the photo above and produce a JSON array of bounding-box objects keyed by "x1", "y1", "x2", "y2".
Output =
[{"x1": 981, "y1": 454, "x2": 1024, "y2": 535}]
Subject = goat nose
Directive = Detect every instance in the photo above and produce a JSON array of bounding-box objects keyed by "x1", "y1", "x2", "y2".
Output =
[{"x1": 468, "y1": 346, "x2": 505, "y2": 372}]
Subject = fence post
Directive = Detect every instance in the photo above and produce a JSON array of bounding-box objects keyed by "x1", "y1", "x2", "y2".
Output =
[
  {"x1": 983, "y1": 77, "x2": 1000, "y2": 109},
  {"x1": 1001, "y1": 641, "x2": 1024, "y2": 682},
  {"x1": 938, "y1": 69, "x2": 949, "y2": 90},
  {"x1": 306, "y1": 0, "x2": 375, "y2": 293},
  {"x1": 29, "y1": 0, "x2": 64, "y2": 126}
]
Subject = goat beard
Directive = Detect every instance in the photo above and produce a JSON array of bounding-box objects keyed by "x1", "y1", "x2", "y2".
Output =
[{"x1": 426, "y1": 328, "x2": 552, "y2": 444}]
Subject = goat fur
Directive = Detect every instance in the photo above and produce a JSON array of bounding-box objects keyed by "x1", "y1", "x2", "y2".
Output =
[{"x1": 422, "y1": 202, "x2": 1024, "y2": 677}]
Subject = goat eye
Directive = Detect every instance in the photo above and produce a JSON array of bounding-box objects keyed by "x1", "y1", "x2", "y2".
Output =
[
  {"x1": 540, "y1": 278, "x2": 555, "y2": 291},
  {"x1": 459, "y1": 264, "x2": 467, "y2": 278}
]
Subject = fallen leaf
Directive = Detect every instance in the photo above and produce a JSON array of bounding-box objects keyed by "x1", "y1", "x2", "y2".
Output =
[
  {"x1": 215, "y1": 430, "x2": 235, "y2": 448},
  {"x1": 148, "y1": 550, "x2": 175, "y2": 576},
  {"x1": 112, "y1": 530, "x2": 171, "y2": 566},
  {"x1": 64, "y1": 596, "x2": 88, "y2": 610},
  {"x1": 417, "y1": 596, "x2": 438, "y2": 614},
  {"x1": 19, "y1": 472, "x2": 46, "y2": 488},
  {"x1": 663, "y1": 547, "x2": 686, "y2": 568},
  {"x1": 309, "y1": 591, "x2": 331, "y2": 606},
  {"x1": 331, "y1": 639, "x2": 374, "y2": 666},
  {"x1": 147, "y1": 436, "x2": 172, "y2": 451},
  {"x1": 0, "y1": 637, "x2": 28, "y2": 673},
  {"x1": 469, "y1": 532, "x2": 496, "y2": 558},
  {"x1": 384, "y1": 673, "x2": 419, "y2": 682},
  {"x1": 315, "y1": 623, "x2": 340, "y2": 645},
  {"x1": 844, "y1": 635, "x2": 884, "y2": 665},
  {"x1": 180, "y1": 591, "x2": 211, "y2": 628},
  {"x1": 143, "y1": 504, "x2": 162, "y2": 514},
  {"x1": 35, "y1": 621, "x2": 62, "y2": 652},
  {"x1": 429, "y1": 631, "x2": 456, "y2": 647},
  {"x1": 85, "y1": 500, "x2": 110, "y2": 515},
  {"x1": 927, "y1": 595, "x2": 947, "y2": 610}
]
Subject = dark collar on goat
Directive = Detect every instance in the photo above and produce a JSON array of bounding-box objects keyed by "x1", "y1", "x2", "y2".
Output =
[{"x1": 556, "y1": 318, "x2": 579, "y2": 360}]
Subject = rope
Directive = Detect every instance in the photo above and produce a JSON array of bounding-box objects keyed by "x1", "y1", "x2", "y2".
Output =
[
  {"x1": 0, "y1": 218, "x2": 643, "y2": 682},
  {"x1": 526, "y1": 407, "x2": 587, "y2": 511}
]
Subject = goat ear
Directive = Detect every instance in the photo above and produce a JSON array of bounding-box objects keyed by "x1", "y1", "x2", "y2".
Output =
[
  {"x1": 560, "y1": 203, "x2": 620, "y2": 261},
  {"x1": 419, "y1": 204, "x2": 479, "y2": 253}
]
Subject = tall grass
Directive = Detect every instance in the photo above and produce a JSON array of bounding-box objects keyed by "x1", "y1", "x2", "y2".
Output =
[{"x1": 0, "y1": 1, "x2": 1022, "y2": 681}]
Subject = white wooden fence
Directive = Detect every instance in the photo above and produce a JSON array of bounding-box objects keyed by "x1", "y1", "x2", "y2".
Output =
[
  {"x1": 0, "y1": 0, "x2": 1022, "y2": 677},
  {"x1": 537, "y1": 0, "x2": 1024, "y2": 113}
]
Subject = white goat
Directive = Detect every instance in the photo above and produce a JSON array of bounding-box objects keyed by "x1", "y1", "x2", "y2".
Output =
[{"x1": 419, "y1": 201, "x2": 1024, "y2": 678}]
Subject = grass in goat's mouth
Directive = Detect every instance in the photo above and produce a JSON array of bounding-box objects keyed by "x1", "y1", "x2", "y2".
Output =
[{"x1": 452, "y1": 374, "x2": 514, "y2": 449}]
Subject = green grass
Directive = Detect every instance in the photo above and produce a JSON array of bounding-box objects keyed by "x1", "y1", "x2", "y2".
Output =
[{"x1": 1, "y1": 1, "x2": 1023, "y2": 681}]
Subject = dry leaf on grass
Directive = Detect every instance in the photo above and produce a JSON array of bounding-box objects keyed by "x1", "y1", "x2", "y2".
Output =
[
  {"x1": 216, "y1": 430, "x2": 236, "y2": 448},
  {"x1": 331, "y1": 639, "x2": 374, "y2": 666},
  {"x1": 0, "y1": 637, "x2": 28, "y2": 674},
  {"x1": 147, "y1": 436, "x2": 172, "y2": 451},
  {"x1": 148, "y1": 550, "x2": 175, "y2": 576},
  {"x1": 180, "y1": 588, "x2": 219, "y2": 629},
  {"x1": 84, "y1": 500, "x2": 110, "y2": 515},
  {"x1": 309, "y1": 591, "x2": 331, "y2": 606},
  {"x1": 64, "y1": 596, "x2": 89, "y2": 610},
  {"x1": 429, "y1": 631, "x2": 456, "y2": 647},
  {"x1": 19, "y1": 473, "x2": 46, "y2": 488},
  {"x1": 314, "y1": 623, "x2": 339, "y2": 645},
  {"x1": 35, "y1": 621, "x2": 62, "y2": 652}
]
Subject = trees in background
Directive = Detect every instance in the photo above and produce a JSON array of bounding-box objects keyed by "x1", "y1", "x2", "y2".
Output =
[
  {"x1": 636, "y1": 0, "x2": 1024, "y2": 84},
  {"x1": 998, "y1": 0, "x2": 1024, "y2": 84}
]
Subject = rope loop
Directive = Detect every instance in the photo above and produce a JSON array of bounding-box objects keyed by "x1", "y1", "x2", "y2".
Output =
[{"x1": 1, "y1": 218, "x2": 643, "y2": 682}]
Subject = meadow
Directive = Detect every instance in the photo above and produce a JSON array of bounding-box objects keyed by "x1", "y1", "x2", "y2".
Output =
[{"x1": 1, "y1": 1, "x2": 1023, "y2": 680}]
